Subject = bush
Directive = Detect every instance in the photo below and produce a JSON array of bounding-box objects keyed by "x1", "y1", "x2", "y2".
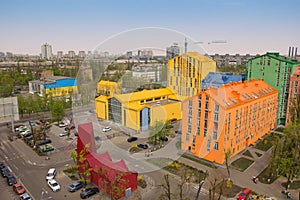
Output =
[
  {"x1": 129, "y1": 146, "x2": 142, "y2": 153},
  {"x1": 138, "y1": 178, "x2": 147, "y2": 189}
]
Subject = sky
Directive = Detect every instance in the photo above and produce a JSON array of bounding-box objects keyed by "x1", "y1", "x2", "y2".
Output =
[{"x1": 1, "y1": 0, "x2": 300, "y2": 55}]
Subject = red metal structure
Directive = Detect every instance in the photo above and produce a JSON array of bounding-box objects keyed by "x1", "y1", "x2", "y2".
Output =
[{"x1": 77, "y1": 122, "x2": 138, "y2": 199}]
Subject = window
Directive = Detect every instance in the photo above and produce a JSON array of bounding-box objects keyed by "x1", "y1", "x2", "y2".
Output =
[{"x1": 214, "y1": 142, "x2": 219, "y2": 150}]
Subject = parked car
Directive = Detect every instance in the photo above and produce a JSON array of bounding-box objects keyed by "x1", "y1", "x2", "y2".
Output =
[
  {"x1": 1, "y1": 168, "x2": 11, "y2": 178},
  {"x1": 102, "y1": 126, "x2": 111, "y2": 132},
  {"x1": 159, "y1": 137, "x2": 168, "y2": 142},
  {"x1": 20, "y1": 192, "x2": 32, "y2": 200},
  {"x1": 36, "y1": 139, "x2": 52, "y2": 146},
  {"x1": 22, "y1": 131, "x2": 32, "y2": 138},
  {"x1": 0, "y1": 162, "x2": 5, "y2": 169},
  {"x1": 80, "y1": 187, "x2": 99, "y2": 199},
  {"x1": 18, "y1": 126, "x2": 28, "y2": 132},
  {"x1": 58, "y1": 122, "x2": 65, "y2": 127},
  {"x1": 46, "y1": 168, "x2": 56, "y2": 180},
  {"x1": 68, "y1": 181, "x2": 84, "y2": 192},
  {"x1": 237, "y1": 188, "x2": 252, "y2": 200},
  {"x1": 15, "y1": 125, "x2": 25, "y2": 131},
  {"x1": 39, "y1": 145, "x2": 55, "y2": 153},
  {"x1": 74, "y1": 131, "x2": 78, "y2": 136},
  {"x1": 59, "y1": 132, "x2": 67, "y2": 137},
  {"x1": 13, "y1": 183, "x2": 25, "y2": 195},
  {"x1": 137, "y1": 144, "x2": 149, "y2": 149},
  {"x1": 7, "y1": 175, "x2": 17, "y2": 186},
  {"x1": 47, "y1": 179, "x2": 60, "y2": 192},
  {"x1": 29, "y1": 120, "x2": 35, "y2": 126},
  {"x1": 127, "y1": 137, "x2": 138, "y2": 142}
]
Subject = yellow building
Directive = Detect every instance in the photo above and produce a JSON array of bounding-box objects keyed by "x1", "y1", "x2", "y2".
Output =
[
  {"x1": 97, "y1": 80, "x2": 121, "y2": 96},
  {"x1": 168, "y1": 52, "x2": 216, "y2": 98},
  {"x1": 29, "y1": 76, "x2": 77, "y2": 97},
  {"x1": 95, "y1": 88, "x2": 181, "y2": 131}
]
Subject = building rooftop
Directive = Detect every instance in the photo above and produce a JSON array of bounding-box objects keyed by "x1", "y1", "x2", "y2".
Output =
[
  {"x1": 205, "y1": 78, "x2": 277, "y2": 108},
  {"x1": 248, "y1": 52, "x2": 300, "y2": 64},
  {"x1": 202, "y1": 72, "x2": 243, "y2": 90},
  {"x1": 174, "y1": 52, "x2": 215, "y2": 63}
]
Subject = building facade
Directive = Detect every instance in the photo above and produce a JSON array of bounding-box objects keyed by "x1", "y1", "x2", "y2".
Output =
[
  {"x1": 166, "y1": 44, "x2": 180, "y2": 60},
  {"x1": 168, "y1": 52, "x2": 217, "y2": 98},
  {"x1": 246, "y1": 52, "x2": 300, "y2": 125},
  {"x1": 95, "y1": 88, "x2": 181, "y2": 131},
  {"x1": 77, "y1": 122, "x2": 138, "y2": 199},
  {"x1": 181, "y1": 79, "x2": 278, "y2": 164},
  {"x1": 286, "y1": 65, "x2": 300, "y2": 125},
  {"x1": 29, "y1": 76, "x2": 77, "y2": 97},
  {"x1": 97, "y1": 80, "x2": 121, "y2": 96},
  {"x1": 41, "y1": 43, "x2": 52, "y2": 60},
  {"x1": 201, "y1": 72, "x2": 244, "y2": 91}
]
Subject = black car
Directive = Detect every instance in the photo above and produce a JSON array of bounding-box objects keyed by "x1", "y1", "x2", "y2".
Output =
[
  {"x1": 36, "y1": 139, "x2": 52, "y2": 146},
  {"x1": 7, "y1": 175, "x2": 17, "y2": 186},
  {"x1": 68, "y1": 181, "x2": 84, "y2": 192},
  {"x1": 1, "y1": 168, "x2": 10, "y2": 178},
  {"x1": 127, "y1": 137, "x2": 138, "y2": 142},
  {"x1": 0, "y1": 162, "x2": 5, "y2": 169},
  {"x1": 80, "y1": 187, "x2": 99, "y2": 199},
  {"x1": 160, "y1": 137, "x2": 168, "y2": 142},
  {"x1": 137, "y1": 144, "x2": 149, "y2": 149}
]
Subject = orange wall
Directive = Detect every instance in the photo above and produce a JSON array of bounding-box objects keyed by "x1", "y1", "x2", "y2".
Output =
[{"x1": 182, "y1": 81, "x2": 278, "y2": 164}]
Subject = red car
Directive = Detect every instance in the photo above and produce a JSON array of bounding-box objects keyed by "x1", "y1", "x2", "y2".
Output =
[
  {"x1": 13, "y1": 183, "x2": 25, "y2": 195},
  {"x1": 237, "y1": 188, "x2": 251, "y2": 200}
]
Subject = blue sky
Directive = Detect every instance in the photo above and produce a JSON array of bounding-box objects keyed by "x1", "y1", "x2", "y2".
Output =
[{"x1": 1, "y1": 0, "x2": 299, "y2": 55}]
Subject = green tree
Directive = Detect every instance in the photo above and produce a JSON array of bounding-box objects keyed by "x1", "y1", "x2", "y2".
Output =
[
  {"x1": 224, "y1": 149, "x2": 232, "y2": 181},
  {"x1": 51, "y1": 100, "x2": 65, "y2": 123}
]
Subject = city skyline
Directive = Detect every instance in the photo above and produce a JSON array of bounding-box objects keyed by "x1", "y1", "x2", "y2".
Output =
[{"x1": 1, "y1": 0, "x2": 300, "y2": 55}]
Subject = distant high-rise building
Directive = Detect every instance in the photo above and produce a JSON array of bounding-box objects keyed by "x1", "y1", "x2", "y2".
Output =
[
  {"x1": 6, "y1": 52, "x2": 13, "y2": 58},
  {"x1": 41, "y1": 43, "x2": 53, "y2": 60},
  {"x1": 0, "y1": 52, "x2": 5, "y2": 57},
  {"x1": 78, "y1": 51, "x2": 86, "y2": 58},
  {"x1": 166, "y1": 44, "x2": 180, "y2": 60},
  {"x1": 140, "y1": 50, "x2": 153, "y2": 60},
  {"x1": 68, "y1": 50, "x2": 76, "y2": 58},
  {"x1": 126, "y1": 51, "x2": 133, "y2": 59},
  {"x1": 104, "y1": 51, "x2": 109, "y2": 58},
  {"x1": 57, "y1": 51, "x2": 63, "y2": 59}
]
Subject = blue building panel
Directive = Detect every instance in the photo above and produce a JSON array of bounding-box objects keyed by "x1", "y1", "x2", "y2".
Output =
[
  {"x1": 202, "y1": 72, "x2": 243, "y2": 91},
  {"x1": 140, "y1": 108, "x2": 149, "y2": 131},
  {"x1": 44, "y1": 78, "x2": 77, "y2": 89}
]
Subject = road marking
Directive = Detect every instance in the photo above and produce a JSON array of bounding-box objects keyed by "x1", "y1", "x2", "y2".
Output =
[{"x1": 13, "y1": 164, "x2": 18, "y2": 170}]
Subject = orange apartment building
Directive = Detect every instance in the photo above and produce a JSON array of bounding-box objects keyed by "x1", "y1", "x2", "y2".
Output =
[
  {"x1": 182, "y1": 78, "x2": 278, "y2": 164},
  {"x1": 286, "y1": 65, "x2": 300, "y2": 125}
]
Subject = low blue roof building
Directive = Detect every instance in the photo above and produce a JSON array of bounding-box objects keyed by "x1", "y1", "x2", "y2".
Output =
[{"x1": 202, "y1": 72, "x2": 244, "y2": 91}]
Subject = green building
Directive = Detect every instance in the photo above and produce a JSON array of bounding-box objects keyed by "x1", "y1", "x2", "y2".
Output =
[{"x1": 246, "y1": 52, "x2": 300, "y2": 125}]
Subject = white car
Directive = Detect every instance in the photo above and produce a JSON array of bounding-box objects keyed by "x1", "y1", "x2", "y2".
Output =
[
  {"x1": 59, "y1": 131, "x2": 67, "y2": 137},
  {"x1": 102, "y1": 126, "x2": 111, "y2": 132},
  {"x1": 20, "y1": 130, "x2": 32, "y2": 136},
  {"x1": 46, "y1": 168, "x2": 56, "y2": 180},
  {"x1": 19, "y1": 192, "x2": 32, "y2": 200},
  {"x1": 47, "y1": 179, "x2": 60, "y2": 192}
]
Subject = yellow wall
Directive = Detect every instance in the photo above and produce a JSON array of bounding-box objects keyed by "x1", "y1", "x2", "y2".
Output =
[
  {"x1": 45, "y1": 86, "x2": 77, "y2": 97},
  {"x1": 150, "y1": 102, "x2": 181, "y2": 127},
  {"x1": 167, "y1": 52, "x2": 216, "y2": 98},
  {"x1": 123, "y1": 107, "x2": 140, "y2": 131},
  {"x1": 97, "y1": 80, "x2": 121, "y2": 96},
  {"x1": 95, "y1": 97, "x2": 108, "y2": 119}
]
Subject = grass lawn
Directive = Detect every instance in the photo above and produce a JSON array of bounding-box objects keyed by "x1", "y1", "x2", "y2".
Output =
[
  {"x1": 63, "y1": 167, "x2": 79, "y2": 181},
  {"x1": 176, "y1": 141, "x2": 181, "y2": 149},
  {"x1": 147, "y1": 158, "x2": 206, "y2": 183},
  {"x1": 254, "y1": 134, "x2": 276, "y2": 151},
  {"x1": 181, "y1": 154, "x2": 218, "y2": 169},
  {"x1": 215, "y1": 180, "x2": 243, "y2": 198},
  {"x1": 275, "y1": 127, "x2": 285, "y2": 132},
  {"x1": 282, "y1": 180, "x2": 300, "y2": 189},
  {"x1": 242, "y1": 150, "x2": 253, "y2": 158},
  {"x1": 257, "y1": 165, "x2": 279, "y2": 184},
  {"x1": 231, "y1": 157, "x2": 254, "y2": 172}
]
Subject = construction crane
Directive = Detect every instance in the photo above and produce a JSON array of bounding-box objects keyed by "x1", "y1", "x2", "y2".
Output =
[{"x1": 194, "y1": 40, "x2": 227, "y2": 45}]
